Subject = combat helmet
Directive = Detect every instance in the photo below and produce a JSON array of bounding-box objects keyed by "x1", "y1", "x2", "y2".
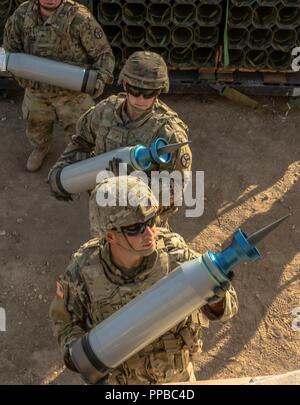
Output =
[
  {"x1": 90, "y1": 175, "x2": 159, "y2": 237},
  {"x1": 118, "y1": 51, "x2": 169, "y2": 92}
]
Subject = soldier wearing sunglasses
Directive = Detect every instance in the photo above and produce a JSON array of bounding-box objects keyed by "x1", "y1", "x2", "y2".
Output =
[
  {"x1": 50, "y1": 176, "x2": 238, "y2": 385},
  {"x1": 49, "y1": 51, "x2": 192, "y2": 228}
]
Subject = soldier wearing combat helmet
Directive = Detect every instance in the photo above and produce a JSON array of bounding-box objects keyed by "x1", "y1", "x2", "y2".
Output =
[
  {"x1": 49, "y1": 175, "x2": 238, "y2": 385},
  {"x1": 48, "y1": 51, "x2": 192, "y2": 228},
  {"x1": 3, "y1": 0, "x2": 115, "y2": 171}
]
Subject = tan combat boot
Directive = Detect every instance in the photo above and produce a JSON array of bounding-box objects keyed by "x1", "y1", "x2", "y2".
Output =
[{"x1": 26, "y1": 146, "x2": 50, "y2": 172}]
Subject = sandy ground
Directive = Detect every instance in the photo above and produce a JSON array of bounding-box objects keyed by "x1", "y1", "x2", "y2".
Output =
[{"x1": 0, "y1": 88, "x2": 299, "y2": 385}]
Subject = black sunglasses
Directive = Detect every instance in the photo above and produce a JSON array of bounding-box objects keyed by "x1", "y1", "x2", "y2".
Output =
[
  {"x1": 125, "y1": 83, "x2": 160, "y2": 99},
  {"x1": 121, "y1": 216, "x2": 156, "y2": 236}
]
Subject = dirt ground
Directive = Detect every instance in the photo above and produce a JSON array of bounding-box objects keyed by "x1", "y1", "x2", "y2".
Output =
[{"x1": 0, "y1": 88, "x2": 299, "y2": 385}]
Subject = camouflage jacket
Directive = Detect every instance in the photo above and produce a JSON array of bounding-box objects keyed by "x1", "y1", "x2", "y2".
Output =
[
  {"x1": 49, "y1": 228, "x2": 238, "y2": 384},
  {"x1": 52, "y1": 93, "x2": 193, "y2": 218},
  {"x1": 3, "y1": 0, "x2": 114, "y2": 93}
]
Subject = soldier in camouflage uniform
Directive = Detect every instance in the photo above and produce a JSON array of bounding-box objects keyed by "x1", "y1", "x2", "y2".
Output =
[
  {"x1": 48, "y1": 51, "x2": 192, "y2": 227},
  {"x1": 3, "y1": 0, "x2": 115, "y2": 171},
  {"x1": 49, "y1": 176, "x2": 238, "y2": 385}
]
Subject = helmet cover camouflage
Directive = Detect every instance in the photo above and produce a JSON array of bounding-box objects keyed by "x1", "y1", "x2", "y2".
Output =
[
  {"x1": 118, "y1": 51, "x2": 169, "y2": 92},
  {"x1": 90, "y1": 176, "x2": 159, "y2": 237}
]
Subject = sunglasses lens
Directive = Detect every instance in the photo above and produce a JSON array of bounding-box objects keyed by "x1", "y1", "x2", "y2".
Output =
[
  {"x1": 124, "y1": 224, "x2": 144, "y2": 236},
  {"x1": 143, "y1": 91, "x2": 157, "y2": 99},
  {"x1": 122, "y1": 217, "x2": 156, "y2": 236},
  {"x1": 126, "y1": 84, "x2": 158, "y2": 99}
]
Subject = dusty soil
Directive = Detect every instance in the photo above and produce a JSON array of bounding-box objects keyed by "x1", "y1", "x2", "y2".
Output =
[{"x1": 0, "y1": 88, "x2": 299, "y2": 384}]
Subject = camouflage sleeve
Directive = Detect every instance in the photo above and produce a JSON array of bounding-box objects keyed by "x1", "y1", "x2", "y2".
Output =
[
  {"x1": 78, "y1": 15, "x2": 115, "y2": 85},
  {"x1": 3, "y1": 6, "x2": 25, "y2": 53},
  {"x1": 49, "y1": 258, "x2": 89, "y2": 370},
  {"x1": 51, "y1": 97, "x2": 111, "y2": 171},
  {"x1": 3, "y1": 5, "x2": 31, "y2": 89},
  {"x1": 50, "y1": 104, "x2": 101, "y2": 171}
]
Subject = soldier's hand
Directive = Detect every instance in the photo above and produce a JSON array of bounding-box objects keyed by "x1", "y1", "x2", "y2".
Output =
[
  {"x1": 93, "y1": 79, "x2": 105, "y2": 99},
  {"x1": 207, "y1": 274, "x2": 234, "y2": 305}
]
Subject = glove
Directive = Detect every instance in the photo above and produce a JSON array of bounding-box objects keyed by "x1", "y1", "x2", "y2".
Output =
[
  {"x1": 107, "y1": 157, "x2": 134, "y2": 176},
  {"x1": 47, "y1": 166, "x2": 73, "y2": 202},
  {"x1": 92, "y1": 79, "x2": 105, "y2": 99},
  {"x1": 207, "y1": 272, "x2": 234, "y2": 305}
]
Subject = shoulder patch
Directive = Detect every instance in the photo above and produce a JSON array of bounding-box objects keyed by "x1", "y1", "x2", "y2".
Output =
[
  {"x1": 181, "y1": 153, "x2": 191, "y2": 168},
  {"x1": 94, "y1": 27, "x2": 103, "y2": 39}
]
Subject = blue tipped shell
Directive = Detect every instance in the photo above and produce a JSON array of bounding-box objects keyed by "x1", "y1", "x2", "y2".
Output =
[
  {"x1": 133, "y1": 145, "x2": 152, "y2": 170},
  {"x1": 207, "y1": 229, "x2": 261, "y2": 277},
  {"x1": 150, "y1": 138, "x2": 172, "y2": 165}
]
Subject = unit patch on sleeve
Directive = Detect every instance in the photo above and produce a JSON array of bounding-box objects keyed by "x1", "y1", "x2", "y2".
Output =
[{"x1": 94, "y1": 27, "x2": 103, "y2": 39}]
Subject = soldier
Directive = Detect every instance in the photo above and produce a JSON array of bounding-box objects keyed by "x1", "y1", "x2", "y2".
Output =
[
  {"x1": 49, "y1": 176, "x2": 238, "y2": 385},
  {"x1": 48, "y1": 51, "x2": 192, "y2": 226},
  {"x1": 3, "y1": 0, "x2": 115, "y2": 171}
]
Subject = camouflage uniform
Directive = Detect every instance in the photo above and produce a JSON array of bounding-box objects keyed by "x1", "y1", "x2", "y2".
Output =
[
  {"x1": 3, "y1": 0, "x2": 115, "y2": 147},
  {"x1": 52, "y1": 96, "x2": 192, "y2": 224},
  {"x1": 49, "y1": 177, "x2": 238, "y2": 385},
  {"x1": 54, "y1": 92, "x2": 192, "y2": 179},
  {"x1": 50, "y1": 51, "x2": 192, "y2": 225}
]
